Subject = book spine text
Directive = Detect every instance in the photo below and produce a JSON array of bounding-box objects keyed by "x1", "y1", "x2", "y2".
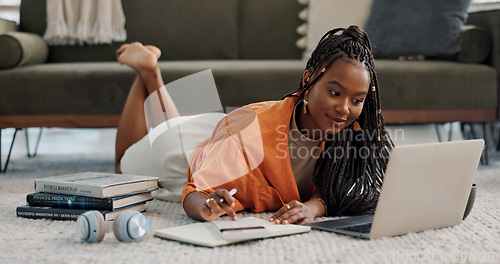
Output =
[
  {"x1": 34, "y1": 181, "x2": 103, "y2": 198},
  {"x1": 16, "y1": 206, "x2": 88, "y2": 221},
  {"x1": 27, "y1": 193, "x2": 112, "y2": 210}
]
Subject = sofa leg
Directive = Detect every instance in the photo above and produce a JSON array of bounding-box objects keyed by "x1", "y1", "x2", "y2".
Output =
[
  {"x1": 25, "y1": 129, "x2": 30, "y2": 158},
  {"x1": 496, "y1": 121, "x2": 500, "y2": 152},
  {"x1": 469, "y1": 123, "x2": 488, "y2": 165},
  {"x1": 481, "y1": 123, "x2": 489, "y2": 165},
  {"x1": 0, "y1": 128, "x2": 19, "y2": 173},
  {"x1": 434, "y1": 124, "x2": 442, "y2": 142},
  {"x1": 25, "y1": 128, "x2": 43, "y2": 158},
  {"x1": 462, "y1": 123, "x2": 489, "y2": 166},
  {"x1": 448, "y1": 123, "x2": 453, "y2": 142},
  {"x1": 434, "y1": 123, "x2": 454, "y2": 142}
]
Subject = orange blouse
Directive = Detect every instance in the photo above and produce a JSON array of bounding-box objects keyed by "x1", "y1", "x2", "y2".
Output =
[{"x1": 182, "y1": 96, "x2": 318, "y2": 212}]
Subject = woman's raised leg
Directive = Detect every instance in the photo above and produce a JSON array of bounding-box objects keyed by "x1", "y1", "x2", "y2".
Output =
[{"x1": 114, "y1": 43, "x2": 180, "y2": 173}]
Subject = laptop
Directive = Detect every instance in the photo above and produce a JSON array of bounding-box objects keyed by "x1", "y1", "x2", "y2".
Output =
[{"x1": 306, "y1": 139, "x2": 484, "y2": 239}]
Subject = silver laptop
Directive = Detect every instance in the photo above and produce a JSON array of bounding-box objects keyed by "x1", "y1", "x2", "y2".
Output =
[{"x1": 306, "y1": 139, "x2": 484, "y2": 239}]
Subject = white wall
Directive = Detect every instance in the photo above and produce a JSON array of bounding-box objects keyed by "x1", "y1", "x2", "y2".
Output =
[{"x1": 0, "y1": 0, "x2": 21, "y2": 24}]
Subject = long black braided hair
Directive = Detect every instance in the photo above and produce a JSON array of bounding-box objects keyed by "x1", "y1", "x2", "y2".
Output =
[{"x1": 283, "y1": 25, "x2": 393, "y2": 216}]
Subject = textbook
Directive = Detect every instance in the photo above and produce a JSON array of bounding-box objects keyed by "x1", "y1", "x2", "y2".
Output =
[
  {"x1": 26, "y1": 192, "x2": 153, "y2": 211},
  {"x1": 16, "y1": 203, "x2": 146, "y2": 221},
  {"x1": 154, "y1": 217, "x2": 311, "y2": 247},
  {"x1": 34, "y1": 172, "x2": 159, "y2": 198}
]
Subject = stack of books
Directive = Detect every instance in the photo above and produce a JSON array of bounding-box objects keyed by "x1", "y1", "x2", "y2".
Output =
[{"x1": 16, "y1": 172, "x2": 159, "y2": 221}]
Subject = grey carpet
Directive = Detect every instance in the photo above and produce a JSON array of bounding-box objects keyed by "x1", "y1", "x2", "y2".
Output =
[{"x1": 1, "y1": 153, "x2": 500, "y2": 264}]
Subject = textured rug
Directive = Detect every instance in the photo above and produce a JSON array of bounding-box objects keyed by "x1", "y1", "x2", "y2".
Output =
[{"x1": 1, "y1": 153, "x2": 500, "y2": 264}]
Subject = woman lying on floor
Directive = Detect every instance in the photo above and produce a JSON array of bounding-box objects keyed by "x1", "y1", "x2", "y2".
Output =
[{"x1": 114, "y1": 25, "x2": 393, "y2": 225}]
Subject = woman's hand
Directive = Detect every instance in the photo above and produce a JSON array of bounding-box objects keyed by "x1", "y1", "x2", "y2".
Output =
[
  {"x1": 269, "y1": 198, "x2": 326, "y2": 225},
  {"x1": 200, "y1": 189, "x2": 238, "y2": 222},
  {"x1": 268, "y1": 200, "x2": 315, "y2": 225}
]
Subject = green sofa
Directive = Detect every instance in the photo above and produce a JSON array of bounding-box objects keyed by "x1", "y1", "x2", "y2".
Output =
[{"x1": 0, "y1": 0, "x2": 498, "y2": 130}]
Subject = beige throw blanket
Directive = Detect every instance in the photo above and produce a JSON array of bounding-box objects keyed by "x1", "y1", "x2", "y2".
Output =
[{"x1": 43, "y1": 0, "x2": 127, "y2": 46}]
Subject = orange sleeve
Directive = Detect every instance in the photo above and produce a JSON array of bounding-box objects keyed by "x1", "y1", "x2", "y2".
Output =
[
  {"x1": 182, "y1": 161, "x2": 246, "y2": 213},
  {"x1": 181, "y1": 182, "x2": 203, "y2": 204},
  {"x1": 181, "y1": 114, "x2": 257, "y2": 208},
  {"x1": 181, "y1": 165, "x2": 211, "y2": 205},
  {"x1": 181, "y1": 181, "x2": 245, "y2": 213}
]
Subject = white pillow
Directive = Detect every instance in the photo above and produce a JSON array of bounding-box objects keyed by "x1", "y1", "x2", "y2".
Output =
[{"x1": 297, "y1": 0, "x2": 373, "y2": 59}]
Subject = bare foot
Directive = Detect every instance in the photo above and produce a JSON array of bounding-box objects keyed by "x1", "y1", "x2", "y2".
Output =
[
  {"x1": 145, "y1": 45, "x2": 161, "y2": 60},
  {"x1": 116, "y1": 42, "x2": 159, "y2": 72}
]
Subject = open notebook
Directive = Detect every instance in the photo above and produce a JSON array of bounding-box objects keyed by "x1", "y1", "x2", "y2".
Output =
[{"x1": 154, "y1": 217, "x2": 311, "y2": 247}]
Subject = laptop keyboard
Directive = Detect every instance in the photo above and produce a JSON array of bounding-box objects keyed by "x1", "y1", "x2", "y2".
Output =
[{"x1": 340, "y1": 223, "x2": 372, "y2": 233}]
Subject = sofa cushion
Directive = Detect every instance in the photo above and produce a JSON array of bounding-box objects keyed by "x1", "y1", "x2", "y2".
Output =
[
  {"x1": 0, "y1": 60, "x2": 496, "y2": 117},
  {"x1": 239, "y1": 0, "x2": 303, "y2": 59},
  {"x1": 19, "y1": 0, "x2": 239, "y2": 62},
  {"x1": 123, "y1": 0, "x2": 239, "y2": 61},
  {"x1": 376, "y1": 60, "x2": 497, "y2": 110},
  {"x1": 365, "y1": 0, "x2": 472, "y2": 59},
  {"x1": 0, "y1": 63, "x2": 134, "y2": 115},
  {"x1": 457, "y1": 25, "x2": 492, "y2": 63},
  {"x1": 431, "y1": 25, "x2": 492, "y2": 63},
  {"x1": 0, "y1": 32, "x2": 48, "y2": 69},
  {"x1": 0, "y1": 18, "x2": 17, "y2": 33},
  {"x1": 0, "y1": 61, "x2": 304, "y2": 116}
]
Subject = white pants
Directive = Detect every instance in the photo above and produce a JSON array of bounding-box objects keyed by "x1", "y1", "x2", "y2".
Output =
[{"x1": 120, "y1": 113, "x2": 226, "y2": 202}]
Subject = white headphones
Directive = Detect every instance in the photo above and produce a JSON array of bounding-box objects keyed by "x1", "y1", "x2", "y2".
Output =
[{"x1": 76, "y1": 210, "x2": 152, "y2": 243}]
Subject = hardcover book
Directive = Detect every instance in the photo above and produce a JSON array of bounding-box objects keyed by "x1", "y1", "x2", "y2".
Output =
[
  {"x1": 26, "y1": 192, "x2": 153, "y2": 211},
  {"x1": 16, "y1": 203, "x2": 147, "y2": 221},
  {"x1": 34, "y1": 172, "x2": 159, "y2": 198}
]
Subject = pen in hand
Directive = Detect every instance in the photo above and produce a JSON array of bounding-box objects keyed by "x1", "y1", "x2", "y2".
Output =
[{"x1": 220, "y1": 188, "x2": 237, "y2": 204}]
